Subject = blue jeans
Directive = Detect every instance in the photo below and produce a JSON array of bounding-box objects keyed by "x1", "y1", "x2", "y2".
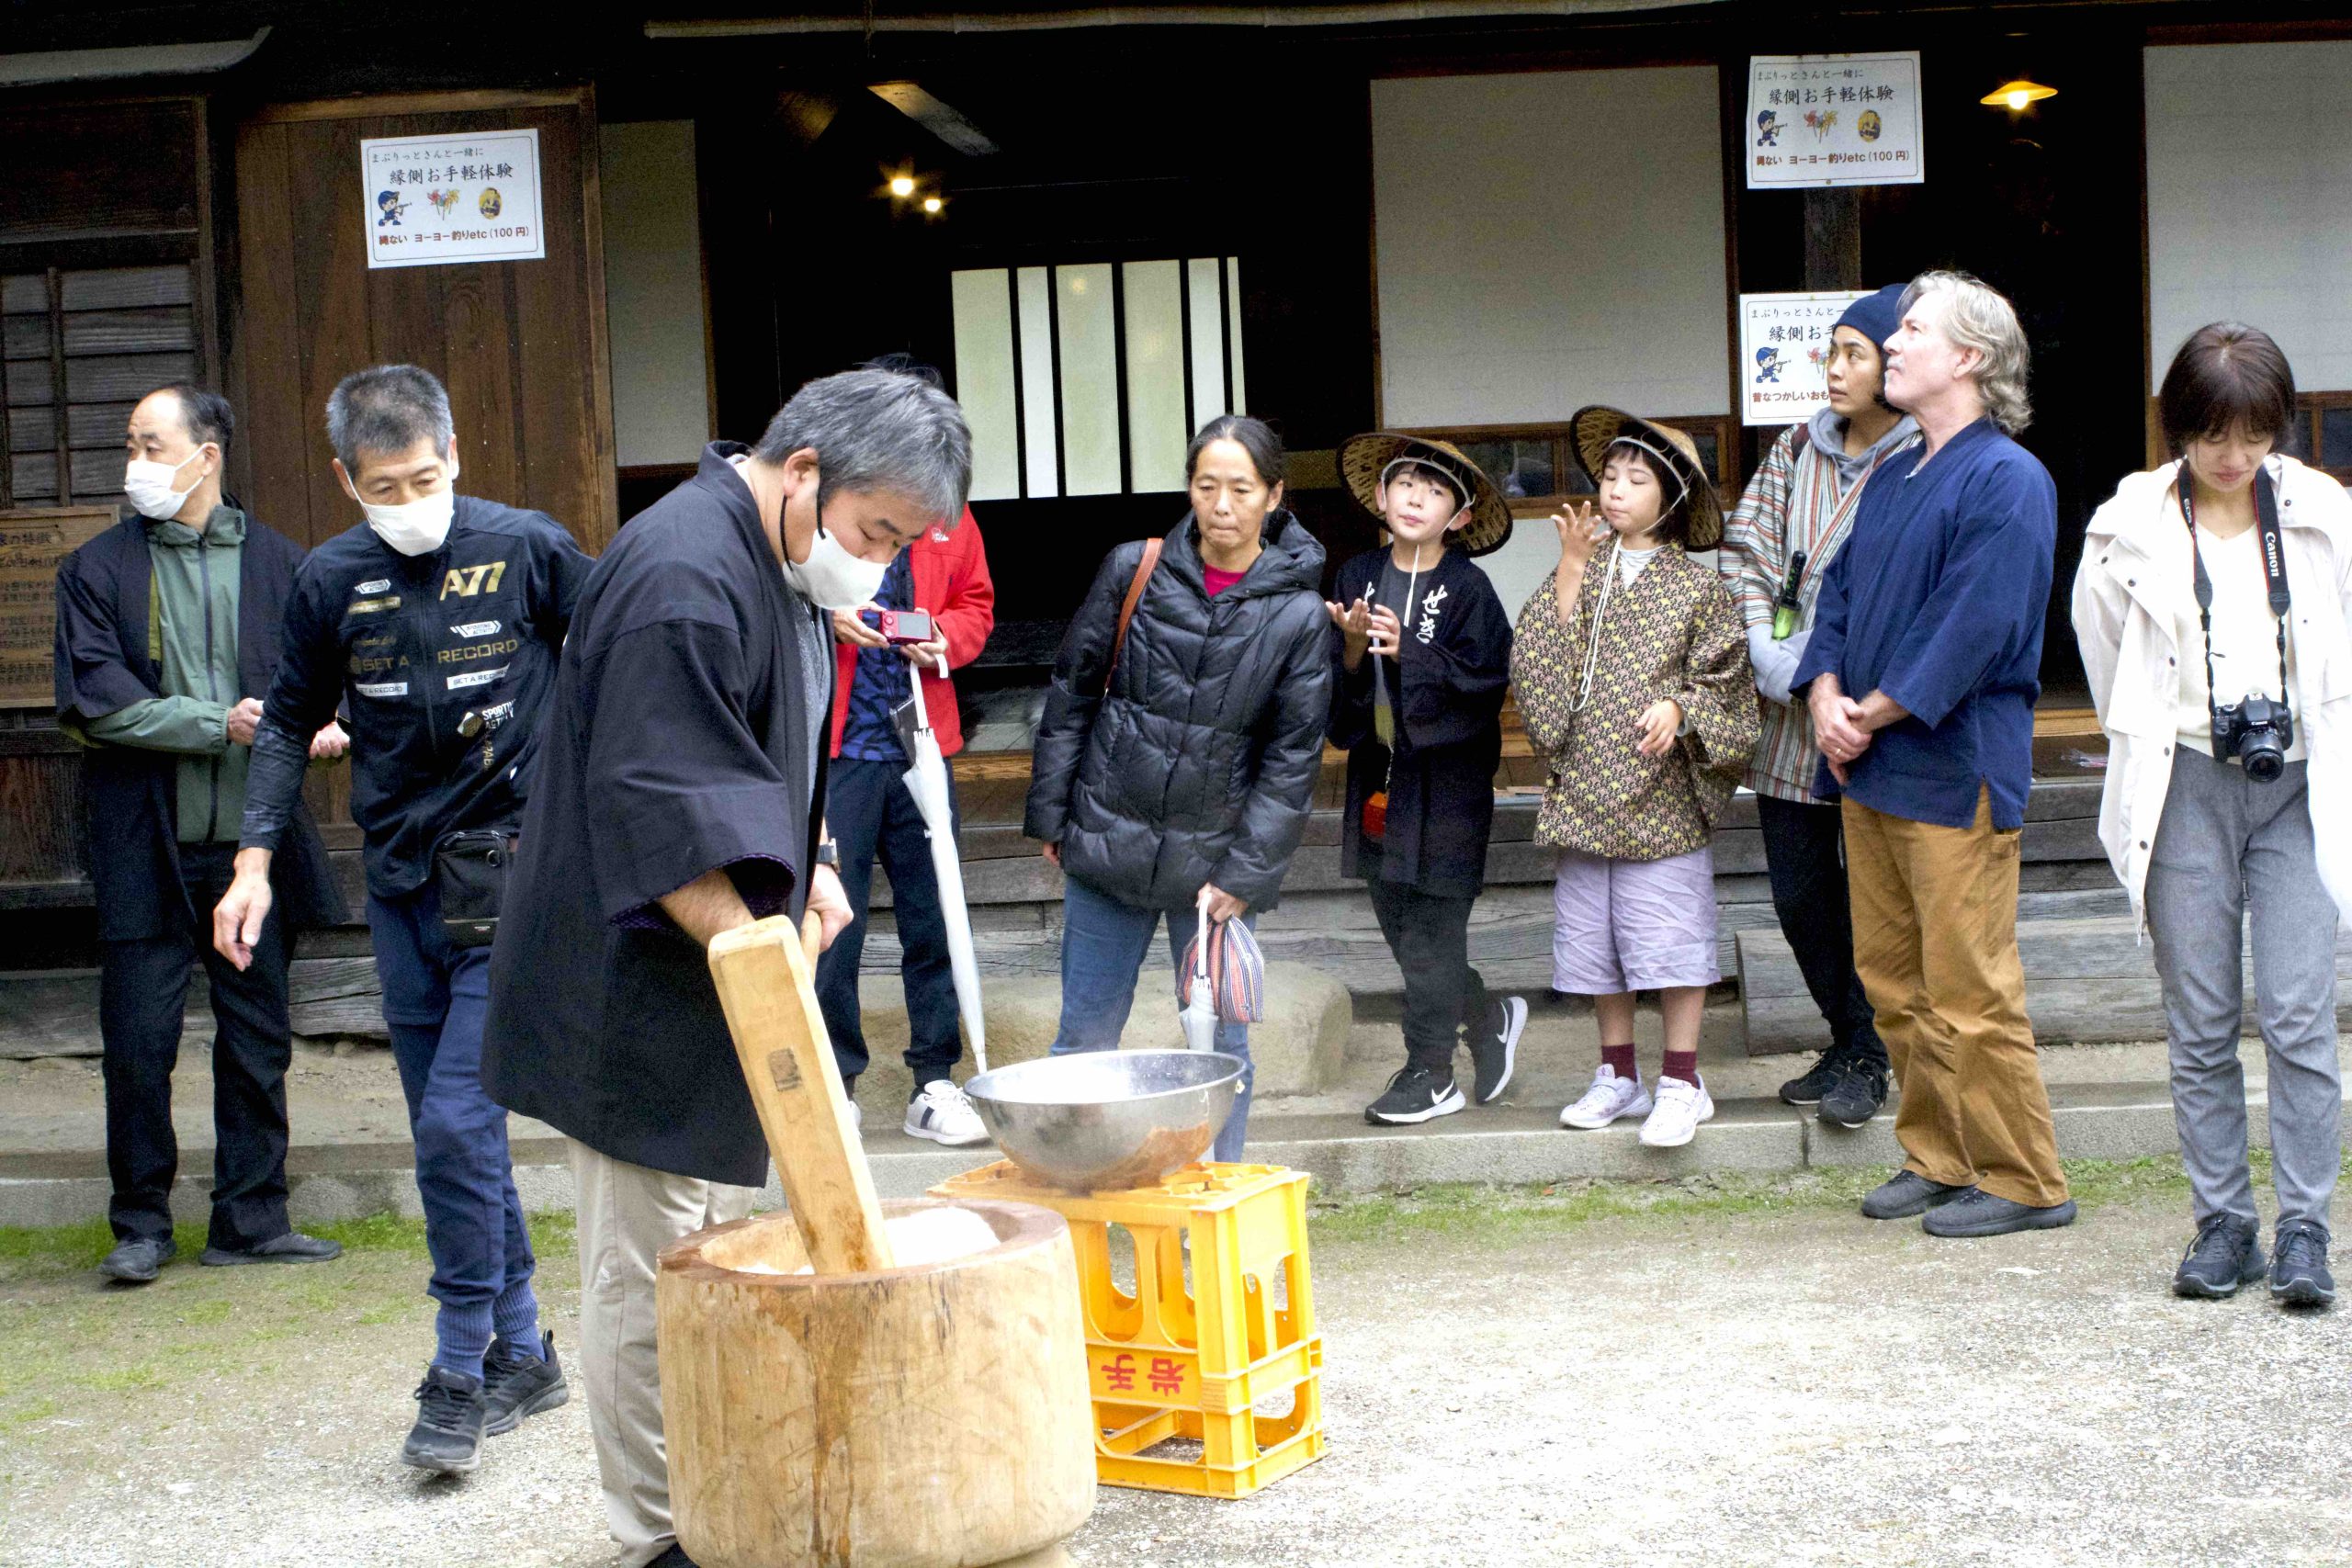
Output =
[
  {"x1": 368, "y1": 881, "x2": 540, "y2": 1378},
  {"x1": 1047, "y1": 874, "x2": 1254, "y2": 1161},
  {"x1": 817, "y1": 756, "x2": 964, "y2": 1090}
]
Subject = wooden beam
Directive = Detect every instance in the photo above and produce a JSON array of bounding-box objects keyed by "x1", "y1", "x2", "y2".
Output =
[{"x1": 243, "y1": 87, "x2": 587, "y2": 124}]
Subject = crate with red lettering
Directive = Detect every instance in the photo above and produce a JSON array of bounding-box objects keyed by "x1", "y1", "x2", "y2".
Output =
[{"x1": 930, "y1": 1160, "x2": 1325, "y2": 1499}]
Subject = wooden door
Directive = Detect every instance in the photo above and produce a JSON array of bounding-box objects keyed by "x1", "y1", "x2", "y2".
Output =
[{"x1": 227, "y1": 87, "x2": 617, "y2": 552}]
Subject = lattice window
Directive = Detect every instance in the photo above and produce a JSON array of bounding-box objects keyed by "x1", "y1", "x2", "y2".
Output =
[
  {"x1": 0, "y1": 265, "x2": 199, "y2": 511},
  {"x1": 950, "y1": 257, "x2": 1247, "y2": 502}
]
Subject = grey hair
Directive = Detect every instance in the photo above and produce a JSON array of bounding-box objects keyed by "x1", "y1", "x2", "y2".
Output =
[
  {"x1": 1898, "y1": 270, "x2": 2033, "y2": 435},
  {"x1": 755, "y1": 367, "x2": 972, "y2": 524},
  {"x1": 325, "y1": 365, "x2": 455, "y2": 471}
]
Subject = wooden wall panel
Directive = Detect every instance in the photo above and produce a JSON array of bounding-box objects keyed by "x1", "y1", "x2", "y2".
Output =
[{"x1": 229, "y1": 89, "x2": 616, "y2": 552}]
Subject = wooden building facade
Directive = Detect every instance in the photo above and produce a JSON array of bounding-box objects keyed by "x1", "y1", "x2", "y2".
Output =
[{"x1": 3, "y1": 0, "x2": 2348, "y2": 988}]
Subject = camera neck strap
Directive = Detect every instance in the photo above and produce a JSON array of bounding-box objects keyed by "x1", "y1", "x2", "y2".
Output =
[{"x1": 2180, "y1": 466, "x2": 2290, "y2": 716}]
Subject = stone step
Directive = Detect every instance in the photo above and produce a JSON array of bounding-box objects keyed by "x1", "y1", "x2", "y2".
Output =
[
  {"x1": 1736, "y1": 911, "x2": 2352, "y2": 1056},
  {"x1": 0, "y1": 1080, "x2": 2228, "y2": 1232}
]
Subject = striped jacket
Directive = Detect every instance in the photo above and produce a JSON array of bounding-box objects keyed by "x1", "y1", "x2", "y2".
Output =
[{"x1": 1717, "y1": 422, "x2": 1919, "y2": 802}]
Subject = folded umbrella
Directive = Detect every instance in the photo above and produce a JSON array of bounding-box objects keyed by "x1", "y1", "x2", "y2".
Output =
[
  {"x1": 900, "y1": 655, "x2": 987, "y2": 1074},
  {"x1": 1182, "y1": 897, "x2": 1220, "y2": 1053}
]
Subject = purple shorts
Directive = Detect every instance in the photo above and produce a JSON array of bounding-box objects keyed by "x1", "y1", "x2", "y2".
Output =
[{"x1": 1550, "y1": 847, "x2": 1720, "y2": 995}]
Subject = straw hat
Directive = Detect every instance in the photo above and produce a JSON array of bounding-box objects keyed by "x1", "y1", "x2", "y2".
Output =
[
  {"x1": 1337, "y1": 432, "x2": 1513, "y2": 558},
  {"x1": 1567, "y1": 405, "x2": 1724, "y2": 551}
]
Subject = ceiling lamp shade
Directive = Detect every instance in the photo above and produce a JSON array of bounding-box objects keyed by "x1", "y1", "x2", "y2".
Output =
[{"x1": 1982, "y1": 78, "x2": 2058, "y2": 111}]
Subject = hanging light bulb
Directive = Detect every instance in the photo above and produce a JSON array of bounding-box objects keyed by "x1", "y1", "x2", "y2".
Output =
[
  {"x1": 888, "y1": 175, "x2": 917, "y2": 197},
  {"x1": 922, "y1": 195, "x2": 944, "y2": 214},
  {"x1": 1980, "y1": 78, "x2": 2057, "y2": 111}
]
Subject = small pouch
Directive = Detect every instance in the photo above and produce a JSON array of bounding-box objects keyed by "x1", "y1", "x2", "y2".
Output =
[
  {"x1": 434, "y1": 828, "x2": 519, "y2": 948},
  {"x1": 1362, "y1": 789, "x2": 1388, "y2": 842}
]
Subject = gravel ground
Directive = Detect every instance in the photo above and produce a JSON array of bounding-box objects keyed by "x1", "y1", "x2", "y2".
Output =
[{"x1": 2, "y1": 1168, "x2": 2346, "y2": 1568}]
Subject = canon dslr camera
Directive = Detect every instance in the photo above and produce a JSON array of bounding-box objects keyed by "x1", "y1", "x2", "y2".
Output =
[{"x1": 2213, "y1": 692, "x2": 2295, "y2": 783}]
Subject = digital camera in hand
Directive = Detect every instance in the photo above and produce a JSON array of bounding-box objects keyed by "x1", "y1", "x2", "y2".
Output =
[{"x1": 2212, "y1": 692, "x2": 2294, "y2": 783}]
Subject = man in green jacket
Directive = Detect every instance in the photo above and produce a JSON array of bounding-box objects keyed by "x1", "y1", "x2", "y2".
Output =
[{"x1": 53, "y1": 385, "x2": 348, "y2": 1284}]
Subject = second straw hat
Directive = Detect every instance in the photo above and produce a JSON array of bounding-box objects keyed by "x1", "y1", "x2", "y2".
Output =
[{"x1": 1567, "y1": 406, "x2": 1724, "y2": 551}]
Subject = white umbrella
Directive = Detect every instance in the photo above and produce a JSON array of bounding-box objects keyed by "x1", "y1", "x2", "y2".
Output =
[
  {"x1": 901, "y1": 655, "x2": 987, "y2": 1074},
  {"x1": 1182, "y1": 895, "x2": 1220, "y2": 1053}
]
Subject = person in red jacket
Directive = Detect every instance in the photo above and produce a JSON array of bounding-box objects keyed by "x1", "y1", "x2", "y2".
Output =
[{"x1": 820, "y1": 359, "x2": 997, "y2": 1144}]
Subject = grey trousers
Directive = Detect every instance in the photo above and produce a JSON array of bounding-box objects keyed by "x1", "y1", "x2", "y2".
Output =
[
  {"x1": 571, "y1": 1140, "x2": 760, "y2": 1567},
  {"x1": 2143, "y1": 750, "x2": 2343, "y2": 1236}
]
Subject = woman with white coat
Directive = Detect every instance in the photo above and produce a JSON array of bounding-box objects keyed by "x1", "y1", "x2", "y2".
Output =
[{"x1": 2074, "y1": 321, "x2": 2346, "y2": 1309}]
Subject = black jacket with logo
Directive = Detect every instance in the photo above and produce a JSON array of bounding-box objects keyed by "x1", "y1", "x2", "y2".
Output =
[{"x1": 242, "y1": 496, "x2": 594, "y2": 898}]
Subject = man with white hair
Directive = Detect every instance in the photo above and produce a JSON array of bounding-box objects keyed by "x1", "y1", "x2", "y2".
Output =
[{"x1": 1793, "y1": 270, "x2": 2075, "y2": 1240}]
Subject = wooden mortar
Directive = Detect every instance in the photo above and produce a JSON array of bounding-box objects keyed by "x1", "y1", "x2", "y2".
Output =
[{"x1": 657, "y1": 1195, "x2": 1097, "y2": 1568}]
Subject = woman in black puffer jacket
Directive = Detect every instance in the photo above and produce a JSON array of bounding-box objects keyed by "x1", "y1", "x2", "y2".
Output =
[{"x1": 1025, "y1": 415, "x2": 1332, "y2": 1158}]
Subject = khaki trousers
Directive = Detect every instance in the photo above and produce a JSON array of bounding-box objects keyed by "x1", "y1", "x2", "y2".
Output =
[
  {"x1": 571, "y1": 1139, "x2": 760, "y2": 1567},
  {"x1": 1842, "y1": 791, "x2": 2068, "y2": 1208}
]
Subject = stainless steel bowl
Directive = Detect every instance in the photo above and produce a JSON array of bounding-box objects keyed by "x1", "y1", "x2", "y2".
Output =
[{"x1": 963, "y1": 1050, "x2": 1245, "y2": 1191}]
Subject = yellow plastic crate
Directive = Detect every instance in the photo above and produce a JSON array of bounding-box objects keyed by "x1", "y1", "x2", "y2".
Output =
[{"x1": 931, "y1": 1160, "x2": 1326, "y2": 1499}]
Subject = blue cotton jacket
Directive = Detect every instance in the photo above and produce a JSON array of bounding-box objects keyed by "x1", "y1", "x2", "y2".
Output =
[{"x1": 1791, "y1": 418, "x2": 2055, "y2": 830}]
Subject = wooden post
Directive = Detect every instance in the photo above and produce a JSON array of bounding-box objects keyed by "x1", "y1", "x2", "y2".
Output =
[
  {"x1": 1802, "y1": 186, "x2": 1863, "y2": 291},
  {"x1": 706, "y1": 914, "x2": 896, "y2": 1274}
]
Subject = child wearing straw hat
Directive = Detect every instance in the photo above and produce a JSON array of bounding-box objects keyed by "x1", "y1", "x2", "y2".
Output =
[
  {"x1": 1327, "y1": 434, "x2": 1527, "y2": 1125},
  {"x1": 1510, "y1": 408, "x2": 1758, "y2": 1147}
]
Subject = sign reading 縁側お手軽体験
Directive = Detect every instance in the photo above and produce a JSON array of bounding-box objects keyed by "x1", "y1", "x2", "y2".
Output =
[
  {"x1": 361, "y1": 129, "x2": 545, "y2": 269},
  {"x1": 1746, "y1": 53, "x2": 1924, "y2": 189},
  {"x1": 1738, "y1": 292, "x2": 1869, "y2": 427}
]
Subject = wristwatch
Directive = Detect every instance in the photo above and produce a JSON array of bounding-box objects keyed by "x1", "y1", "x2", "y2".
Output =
[{"x1": 815, "y1": 839, "x2": 840, "y2": 870}]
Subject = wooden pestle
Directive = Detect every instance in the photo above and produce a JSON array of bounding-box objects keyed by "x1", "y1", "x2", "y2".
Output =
[{"x1": 705, "y1": 913, "x2": 897, "y2": 1273}]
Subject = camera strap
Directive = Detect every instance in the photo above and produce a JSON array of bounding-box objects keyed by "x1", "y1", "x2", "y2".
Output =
[{"x1": 2180, "y1": 467, "x2": 2290, "y2": 717}]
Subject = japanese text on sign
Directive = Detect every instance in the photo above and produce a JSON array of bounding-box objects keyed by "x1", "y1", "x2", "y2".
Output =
[
  {"x1": 1746, "y1": 54, "x2": 1925, "y2": 190},
  {"x1": 1738, "y1": 292, "x2": 1871, "y2": 427},
  {"x1": 361, "y1": 129, "x2": 546, "y2": 269}
]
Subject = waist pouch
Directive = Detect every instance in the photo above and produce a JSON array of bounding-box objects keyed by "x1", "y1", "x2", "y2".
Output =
[{"x1": 434, "y1": 828, "x2": 519, "y2": 948}]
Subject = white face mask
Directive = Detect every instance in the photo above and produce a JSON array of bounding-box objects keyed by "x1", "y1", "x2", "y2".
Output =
[
  {"x1": 364, "y1": 490, "x2": 457, "y2": 557},
  {"x1": 783, "y1": 520, "x2": 889, "y2": 609},
  {"x1": 124, "y1": 448, "x2": 206, "y2": 521}
]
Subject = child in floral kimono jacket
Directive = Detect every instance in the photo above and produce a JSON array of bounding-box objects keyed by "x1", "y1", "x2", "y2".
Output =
[{"x1": 1510, "y1": 407, "x2": 1758, "y2": 1148}]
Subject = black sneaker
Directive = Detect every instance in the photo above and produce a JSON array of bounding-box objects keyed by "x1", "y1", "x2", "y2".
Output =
[
  {"x1": 2173, "y1": 1214, "x2": 2265, "y2": 1299},
  {"x1": 1778, "y1": 1044, "x2": 1852, "y2": 1106},
  {"x1": 199, "y1": 1231, "x2": 344, "y2": 1267},
  {"x1": 2270, "y1": 1221, "x2": 2336, "y2": 1308},
  {"x1": 1364, "y1": 1066, "x2": 1467, "y2": 1126},
  {"x1": 1921, "y1": 1188, "x2": 2078, "y2": 1238},
  {"x1": 1817, "y1": 1061, "x2": 1889, "y2": 1128},
  {"x1": 1860, "y1": 1170, "x2": 1972, "y2": 1220},
  {"x1": 98, "y1": 1235, "x2": 176, "y2": 1285},
  {"x1": 482, "y1": 1331, "x2": 570, "y2": 1436},
  {"x1": 401, "y1": 1365, "x2": 487, "y2": 1474},
  {"x1": 1467, "y1": 996, "x2": 1526, "y2": 1105}
]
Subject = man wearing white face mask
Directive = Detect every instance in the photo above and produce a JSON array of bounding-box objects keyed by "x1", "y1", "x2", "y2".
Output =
[
  {"x1": 480, "y1": 367, "x2": 970, "y2": 1568},
  {"x1": 213, "y1": 363, "x2": 594, "y2": 1475},
  {"x1": 53, "y1": 383, "x2": 348, "y2": 1286}
]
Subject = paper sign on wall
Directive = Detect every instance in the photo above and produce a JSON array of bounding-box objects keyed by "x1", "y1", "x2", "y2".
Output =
[
  {"x1": 1746, "y1": 53, "x2": 1924, "y2": 189},
  {"x1": 362, "y1": 129, "x2": 546, "y2": 268},
  {"x1": 1738, "y1": 291, "x2": 1869, "y2": 426}
]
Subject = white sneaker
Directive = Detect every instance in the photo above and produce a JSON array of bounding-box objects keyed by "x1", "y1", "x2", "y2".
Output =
[
  {"x1": 1559, "y1": 1066, "x2": 1652, "y2": 1129},
  {"x1": 1638, "y1": 1076, "x2": 1714, "y2": 1147},
  {"x1": 904, "y1": 1079, "x2": 990, "y2": 1147}
]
